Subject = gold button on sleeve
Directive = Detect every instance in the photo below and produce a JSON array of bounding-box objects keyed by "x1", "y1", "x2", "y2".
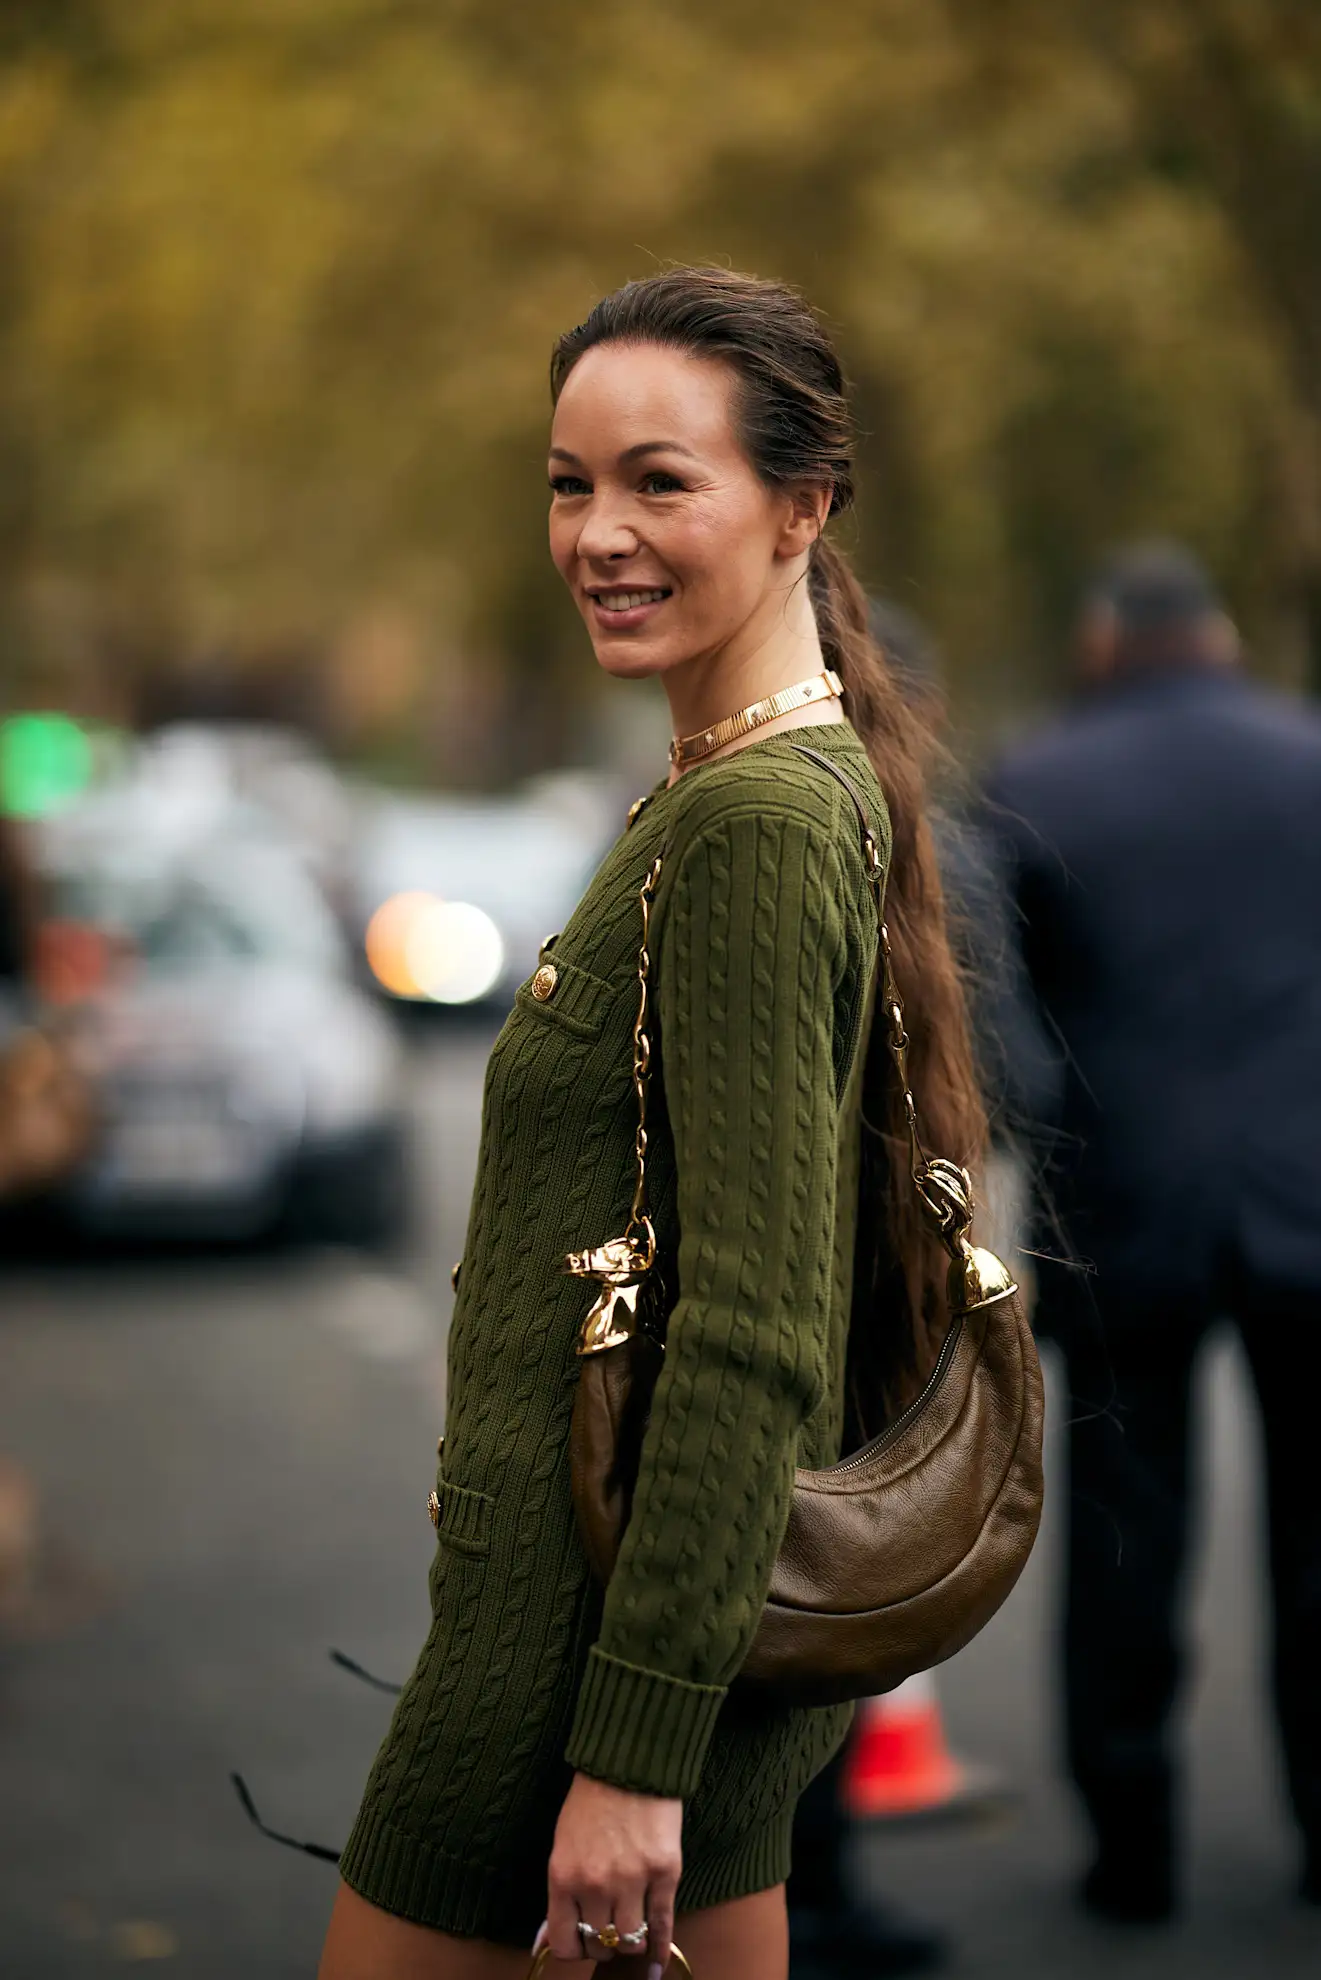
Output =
[{"x1": 530, "y1": 962, "x2": 558, "y2": 1002}]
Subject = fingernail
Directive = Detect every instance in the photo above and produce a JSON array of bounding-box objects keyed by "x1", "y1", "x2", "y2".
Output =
[
  {"x1": 532, "y1": 1920, "x2": 548, "y2": 1953},
  {"x1": 647, "y1": 1965, "x2": 664, "y2": 1980}
]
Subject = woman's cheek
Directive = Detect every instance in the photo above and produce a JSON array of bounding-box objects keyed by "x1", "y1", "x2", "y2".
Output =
[{"x1": 547, "y1": 519, "x2": 574, "y2": 584}]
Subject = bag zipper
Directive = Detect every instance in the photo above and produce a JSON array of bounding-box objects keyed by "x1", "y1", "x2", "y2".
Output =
[{"x1": 829, "y1": 1313, "x2": 965, "y2": 1472}]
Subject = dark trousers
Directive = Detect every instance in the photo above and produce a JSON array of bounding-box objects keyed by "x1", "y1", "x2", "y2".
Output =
[{"x1": 1061, "y1": 1262, "x2": 1321, "y2": 1867}]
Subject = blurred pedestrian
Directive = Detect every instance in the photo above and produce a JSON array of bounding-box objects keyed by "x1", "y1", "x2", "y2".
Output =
[
  {"x1": 318, "y1": 269, "x2": 994, "y2": 1980},
  {"x1": 985, "y1": 542, "x2": 1321, "y2": 1922},
  {"x1": 788, "y1": 1738, "x2": 945, "y2": 1976}
]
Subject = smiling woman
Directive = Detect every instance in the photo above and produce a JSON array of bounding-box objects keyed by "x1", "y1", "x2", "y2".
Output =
[
  {"x1": 546, "y1": 354, "x2": 830, "y2": 699},
  {"x1": 319, "y1": 268, "x2": 987, "y2": 1980}
]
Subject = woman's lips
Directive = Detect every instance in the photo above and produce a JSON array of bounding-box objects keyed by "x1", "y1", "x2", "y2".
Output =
[{"x1": 587, "y1": 587, "x2": 672, "y2": 632}]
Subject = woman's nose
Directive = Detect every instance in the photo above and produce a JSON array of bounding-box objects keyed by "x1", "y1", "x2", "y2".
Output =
[{"x1": 576, "y1": 496, "x2": 638, "y2": 563}]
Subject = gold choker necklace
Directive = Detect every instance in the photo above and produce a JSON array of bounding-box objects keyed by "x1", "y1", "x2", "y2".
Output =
[{"x1": 669, "y1": 669, "x2": 843, "y2": 767}]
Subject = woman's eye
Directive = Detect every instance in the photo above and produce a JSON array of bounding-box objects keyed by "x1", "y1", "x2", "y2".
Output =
[
  {"x1": 641, "y1": 471, "x2": 683, "y2": 495},
  {"x1": 549, "y1": 474, "x2": 590, "y2": 497}
]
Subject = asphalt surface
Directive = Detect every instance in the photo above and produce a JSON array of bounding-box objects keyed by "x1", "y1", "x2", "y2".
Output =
[{"x1": 0, "y1": 1023, "x2": 1317, "y2": 1978}]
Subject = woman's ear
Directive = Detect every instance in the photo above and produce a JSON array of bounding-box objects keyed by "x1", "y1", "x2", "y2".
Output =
[{"x1": 776, "y1": 484, "x2": 833, "y2": 560}]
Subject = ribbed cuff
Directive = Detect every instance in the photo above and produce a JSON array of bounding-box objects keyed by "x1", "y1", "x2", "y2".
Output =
[{"x1": 565, "y1": 1647, "x2": 726, "y2": 1798}]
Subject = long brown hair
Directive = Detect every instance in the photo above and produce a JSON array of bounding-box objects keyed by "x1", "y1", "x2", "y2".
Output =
[{"x1": 551, "y1": 267, "x2": 987, "y2": 1423}]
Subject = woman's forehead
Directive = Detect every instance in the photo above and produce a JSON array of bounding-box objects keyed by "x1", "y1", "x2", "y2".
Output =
[{"x1": 551, "y1": 343, "x2": 740, "y2": 459}]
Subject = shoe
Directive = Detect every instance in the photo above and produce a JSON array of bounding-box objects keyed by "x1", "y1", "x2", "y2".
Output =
[
  {"x1": 1078, "y1": 1854, "x2": 1175, "y2": 1926},
  {"x1": 789, "y1": 1901, "x2": 946, "y2": 1976}
]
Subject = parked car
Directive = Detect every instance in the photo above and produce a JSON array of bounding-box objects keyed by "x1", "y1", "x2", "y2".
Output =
[{"x1": 34, "y1": 785, "x2": 408, "y2": 1248}]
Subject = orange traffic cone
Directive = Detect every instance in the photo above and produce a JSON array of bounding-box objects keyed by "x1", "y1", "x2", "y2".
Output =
[{"x1": 841, "y1": 1672, "x2": 1000, "y2": 1823}]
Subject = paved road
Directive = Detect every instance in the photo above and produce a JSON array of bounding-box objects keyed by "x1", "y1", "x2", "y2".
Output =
[{"x1": 0, "y1": 1027, "x2": 1316, "y2": 1978}]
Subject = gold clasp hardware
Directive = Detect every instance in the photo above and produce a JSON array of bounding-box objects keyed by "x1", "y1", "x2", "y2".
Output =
[
  {"x1": 566, "y1": 853, "x2": 665, "y2": 1358},
  {"x1": 915, "y1": 1157, "x2": 976, "y2": 1245},
  {"x1": 913, "y1": 1156, "x2": 1019, "y2": 1313},
  {"x1": 952, "y1": 1243, "x2": 1019, "y2": 1312},
  {"x1": 565, "y1": 1229, "x2": 656, "y2": 1354}
]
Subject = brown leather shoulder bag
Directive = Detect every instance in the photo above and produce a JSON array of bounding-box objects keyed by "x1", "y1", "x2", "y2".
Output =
[{"x1": 566, "y1": 746, "x2": 1044, "y2": 1706}]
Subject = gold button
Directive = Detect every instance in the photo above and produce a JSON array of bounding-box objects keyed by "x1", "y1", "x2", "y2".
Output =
[
  {"x1": 427, "y1": 1490, "x2": 441, "y2": 1528},
  {"x1": 531, "y1": 962, "x2": 558, "y2": 1002}
]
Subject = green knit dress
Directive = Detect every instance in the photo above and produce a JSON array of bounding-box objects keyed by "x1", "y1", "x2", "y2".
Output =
[{"x1": 341, "y1": 721, "x2": 891, "y2": 1946}]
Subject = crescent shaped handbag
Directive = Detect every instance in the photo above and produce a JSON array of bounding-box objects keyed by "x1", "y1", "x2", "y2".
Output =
[{"x1": 565, "y1": 745, "x2": 1045, "y2": 1707}]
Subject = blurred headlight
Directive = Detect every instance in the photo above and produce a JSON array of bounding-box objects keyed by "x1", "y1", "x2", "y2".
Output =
[
  {"x1": 365, "y1": 891, "x2": 434, "y2": 998},
  {"x1": 365, "y1": 893, "x2": 505, "y2": 1005}
]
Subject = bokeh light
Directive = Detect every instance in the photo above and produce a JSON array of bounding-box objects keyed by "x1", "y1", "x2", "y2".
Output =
[{"x1": 365, "y1": 892, "x2": 505, "y2": 1004}]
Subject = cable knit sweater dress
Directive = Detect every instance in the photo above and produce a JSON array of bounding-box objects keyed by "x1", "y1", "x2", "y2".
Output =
[{"x1": 340, "y1": 722, "x2": 891, "y2": 1945}]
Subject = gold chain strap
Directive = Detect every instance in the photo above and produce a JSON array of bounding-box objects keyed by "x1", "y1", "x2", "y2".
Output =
[{"x1": 623, "y1": 853, "x2": 664, "y2": 1268}]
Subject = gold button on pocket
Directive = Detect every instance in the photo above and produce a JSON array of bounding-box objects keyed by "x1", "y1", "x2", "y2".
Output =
[{"x1": 530, "y1": 962, "x2": 558, "y2": 1002}]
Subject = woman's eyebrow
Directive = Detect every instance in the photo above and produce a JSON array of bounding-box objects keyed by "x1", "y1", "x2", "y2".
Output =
[
  {"x1": 618, "y1": 440, "x2": 700, "y2": 464},
  {"x1": 547, "y1": 441, "x2": 700, "y2": 465}
]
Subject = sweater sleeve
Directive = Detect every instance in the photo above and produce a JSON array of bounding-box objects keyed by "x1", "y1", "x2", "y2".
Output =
[{"x1": 565, "y1": 791, "x2": 848, "y2": 1797}]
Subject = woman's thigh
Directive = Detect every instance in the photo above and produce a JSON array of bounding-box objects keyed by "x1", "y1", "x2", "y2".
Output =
[
  {"x1": 319, "y1": 1885, "x2": 537, "y2": 1980},
  {"x1": 676, "y1": 1885, "x2": 788, "y2": 1979},
  {"x1": 318, "y1": 1879, "x2": 788, "y2": 1980}
]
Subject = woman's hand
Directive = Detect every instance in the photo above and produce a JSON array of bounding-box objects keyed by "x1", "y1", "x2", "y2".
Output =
[{"x1": 545, "y1": 1771, "x2": 682, "y2": 1970}]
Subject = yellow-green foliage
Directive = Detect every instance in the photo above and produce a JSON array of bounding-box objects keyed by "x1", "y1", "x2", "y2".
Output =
[{"x1": 1, "y1": 1, "x2": 1317, "y2": 766}]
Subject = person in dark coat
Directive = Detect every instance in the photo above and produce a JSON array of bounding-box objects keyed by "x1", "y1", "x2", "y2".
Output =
[{"x1": 984, "y1": 543, "x2": 1321, "y2": 1923}]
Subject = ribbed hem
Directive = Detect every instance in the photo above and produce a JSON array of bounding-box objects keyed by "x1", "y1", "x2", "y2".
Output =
[
  {"x1": 338, "y1": 1808, "x2": 544, "y2": 1948},
  {"x1": 677, "y1": 1805, "x2": 793, "y2": 1912},
  {"x1": 566, "y1": 1647, "x2": 727, "y2": 1797},
  {"x1": 337, "y1": 1794, "x2": 791, "y2": 1944}
]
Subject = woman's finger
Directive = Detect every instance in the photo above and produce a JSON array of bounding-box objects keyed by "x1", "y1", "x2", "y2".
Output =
[
  {"x1": 645, "y1": 1872, "x2": 679, "y2": 1978},
  {"x1": 544, "y1": 1871, "x2": 581, "y2": 1961},
  {"x1": 603, "y1": 1881, "x2": 647, "y2": 1964}
]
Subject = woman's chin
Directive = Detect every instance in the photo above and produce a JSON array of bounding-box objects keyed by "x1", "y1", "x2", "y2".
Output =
[{"x1": 590, "y1": 639, "x2": 674, "y2": 682}]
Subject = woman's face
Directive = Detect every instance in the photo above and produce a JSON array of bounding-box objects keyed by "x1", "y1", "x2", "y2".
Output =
[{"x1": 548, "y1": 342, "x2": 818, "y2": 681}]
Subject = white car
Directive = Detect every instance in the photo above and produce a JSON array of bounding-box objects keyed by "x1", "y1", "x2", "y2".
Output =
[{"x1": 36, "y1": 787, "x2": 407, "y2": 1247}]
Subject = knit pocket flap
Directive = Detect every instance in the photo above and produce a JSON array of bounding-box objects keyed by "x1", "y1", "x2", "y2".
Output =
[
  {"x1": 432, "y1": 1476, "x2": 494, "y2": 1557},
  {"x1": 514, "y1": 957, "x2": 614, "y2": 1038}
]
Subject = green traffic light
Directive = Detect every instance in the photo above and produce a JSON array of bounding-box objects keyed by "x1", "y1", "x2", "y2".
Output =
[{"x1": 0, "y1": 713, "x2": 95, "y2": 818}]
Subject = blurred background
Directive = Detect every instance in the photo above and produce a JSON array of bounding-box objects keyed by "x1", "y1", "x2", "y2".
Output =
[{"x1": 0, "y1": 3, "x2": 1319, "y2": 1976}]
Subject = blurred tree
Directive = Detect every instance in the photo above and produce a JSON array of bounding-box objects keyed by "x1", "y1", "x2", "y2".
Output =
[
  {"x1": 952, "y1": 0, "x2": 1321, "y2": 683},
  {"x1": 0, "y1": 0, "x2": 1314, "y2": 773}
]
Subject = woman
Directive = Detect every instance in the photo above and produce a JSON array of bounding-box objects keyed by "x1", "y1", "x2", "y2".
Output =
[{"x1": 320, "y1": 267, "x2": 983, "y2": 1980}]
